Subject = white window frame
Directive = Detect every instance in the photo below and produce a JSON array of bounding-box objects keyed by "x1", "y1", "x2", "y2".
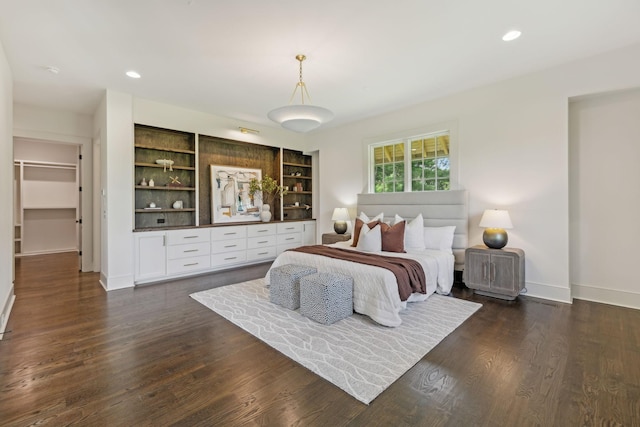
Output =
[{"x1": 363, "y1": 121, "x2": 458, "y2": 193}]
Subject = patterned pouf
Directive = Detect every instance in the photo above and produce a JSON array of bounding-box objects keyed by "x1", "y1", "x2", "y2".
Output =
[
  {"x1": 269, "y1": 264, "x2": 318, "y2": 310},
  {"x1": 300, "y1": 272, "x2": 354, "y2": 325}
]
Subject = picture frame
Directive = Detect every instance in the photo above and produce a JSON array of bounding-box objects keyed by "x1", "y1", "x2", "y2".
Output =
[{"x1": 210, "y1": 165, "x2": 262, "y2": 223}]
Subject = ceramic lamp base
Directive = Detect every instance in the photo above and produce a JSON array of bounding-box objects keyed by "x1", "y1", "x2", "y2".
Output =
[
  {"x1": 334, "y1": 221, "x2": 347, "y2": 234},
  {"x1": 483, "y1": 228, "x2": 508, "y2": 249}
]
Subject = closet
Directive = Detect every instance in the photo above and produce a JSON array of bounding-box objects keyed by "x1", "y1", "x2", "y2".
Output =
[{"x1": 14, "y1": 139, "x2": 79, "y2": 256}]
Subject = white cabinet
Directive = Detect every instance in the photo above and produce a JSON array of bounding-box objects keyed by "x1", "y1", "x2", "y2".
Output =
[
  {"x1": 134, "y1": 220, "x2": 317, "y2": 284},
  {"x1": 166, "y1": 228, "x2": 211, "y2": 275},
  {"x1": 211, "y1": 226, "x2": 247, "y2": 268},
  {"x1": 302, "y1": 220, "x2": 316, "y2": 245},
  {"x1": 134, "y1": 231, "x2": 167, "y2": 281},
  {"x1": 276, "y1": 222, "x2": 303, "y2": 255}
]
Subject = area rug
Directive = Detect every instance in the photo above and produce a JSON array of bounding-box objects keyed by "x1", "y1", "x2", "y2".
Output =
[{"x1": 190, "y1": 278, "x2": 481, "y2": 404}]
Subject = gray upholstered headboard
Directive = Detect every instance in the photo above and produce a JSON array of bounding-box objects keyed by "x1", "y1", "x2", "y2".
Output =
[{"x1": 357, "y1": 190, "x2": 468, "y2": 271}]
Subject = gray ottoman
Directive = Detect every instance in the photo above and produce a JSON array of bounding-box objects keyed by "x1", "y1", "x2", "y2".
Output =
[
  {"x1": 269, "y1": 264, "x2": 317, "y2": 310},
  {"x1": 300, "y1": 272, "x2": 353, "y2": 325}
]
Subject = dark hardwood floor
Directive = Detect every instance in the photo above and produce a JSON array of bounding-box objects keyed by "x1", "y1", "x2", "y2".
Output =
[{"x1": 1, "y1": 253, "x2": 639, "y2": 426}]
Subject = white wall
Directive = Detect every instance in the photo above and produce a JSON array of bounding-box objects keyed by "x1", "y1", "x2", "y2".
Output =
[
  {"x1": 94, "y1": 91, "x2": 135, "y2": 290},
  {"x1": 569, "y1": 89, "x2": 640, "y2": 309},
  {"x1": 133, "y1": 98, "x2": 306, "y2": 151},
  {"x1": 13, "y1": 106, "x2": 95, "y2": 271},
  {"x1": 306, "y1": 43, "x2": 640, "y2": 304},
  {"x1": 0, "y1": 40, "x2": 15, "y2": 339}
]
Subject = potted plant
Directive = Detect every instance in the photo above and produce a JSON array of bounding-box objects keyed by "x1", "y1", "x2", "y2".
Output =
[{"x1": 249, "y1": 175, "x2": 287, "y2": 221}]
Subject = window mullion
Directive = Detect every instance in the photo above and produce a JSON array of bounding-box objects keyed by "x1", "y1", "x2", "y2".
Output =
[{"x1": 404, "y1": 138, "x2": 411, "y2": 192}]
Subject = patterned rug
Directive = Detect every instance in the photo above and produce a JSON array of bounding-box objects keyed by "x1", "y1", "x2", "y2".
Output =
[{"x1": 190, "y1": 278, "x2": 481, "y2": 404}]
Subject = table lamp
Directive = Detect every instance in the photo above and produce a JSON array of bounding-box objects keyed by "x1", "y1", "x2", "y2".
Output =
[
  {"x1": 331, "y1": 208, "x2": 350, "y2": 234},
  {"x1": 479, "y1": 209, "x2": 513, "y2": 249}
]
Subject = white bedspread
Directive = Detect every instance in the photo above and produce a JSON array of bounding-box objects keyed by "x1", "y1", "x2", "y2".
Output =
[{"x1": 265, "y1": 242, "x2": 455, "y2": 327}]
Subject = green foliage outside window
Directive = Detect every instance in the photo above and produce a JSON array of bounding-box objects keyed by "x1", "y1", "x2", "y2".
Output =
[{"x1": 372, "y1": 132, "x2": 450, "y2": 193}]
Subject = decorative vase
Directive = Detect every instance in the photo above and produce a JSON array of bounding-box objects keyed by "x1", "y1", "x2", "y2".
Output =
[{"x1": 259, "y1": 204, "x2": 272, "y2": 222}]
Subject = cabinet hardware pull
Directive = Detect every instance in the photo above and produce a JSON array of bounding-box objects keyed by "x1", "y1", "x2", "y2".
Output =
[
  {"x1": 490, "y1": 262, "x2": 496, "y2": 282},
  {"x1": 184, "y1": 262, "x2": 198, "y2": 266},
  {"x1": 285, "y1": 227, "x2": 295, "y2": 230},
  {"x1": 258, "y1": 241, "x2": 268, "y2": 244},
  {"x1": 224, "y1": 257, "x2": 237, "y2": 260},
  {"x1": 224, "y1": 244, "x2": 237, "y2": 248},
  {"x1": 183, "y1": 236, "x2": 198, "y2": 239},
  {"x1": 257, "y1": 230, "x2": 268, "y2": 233},
  {"x1": 286, "y1": 237, "x2": 295, "y2": 241},
  {"x1": 224, "y1": 232, "x2": 237, "y2": 236},
  {"x1": 482, "y1": 262, "x2": 487, "y2": 280},
  {"x1": 258, "y1": 252, "x2": 268, "y2": 255},
  {"x1": 184, "y1": 249, "x2": 198, "y2": 253}
]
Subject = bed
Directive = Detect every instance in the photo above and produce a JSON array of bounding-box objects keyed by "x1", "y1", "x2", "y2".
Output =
[{"x1": 265, "y1": 190, "x2": 468, "y2": 327}]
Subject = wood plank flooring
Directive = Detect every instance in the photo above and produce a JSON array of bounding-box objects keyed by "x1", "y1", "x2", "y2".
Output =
[{"x1": 1, "y1": 252, "x2": 639, "y2": 426}]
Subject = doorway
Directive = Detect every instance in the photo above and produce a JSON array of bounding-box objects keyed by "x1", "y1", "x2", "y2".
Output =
[{"x1": 14, "y1": 138, "x2": 82, "y2": 270}]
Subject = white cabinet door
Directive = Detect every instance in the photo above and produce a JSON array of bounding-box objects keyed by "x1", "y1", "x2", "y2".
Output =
[
  {"x1": 302, "y1": 221, "x2": 316, "y2": 245},
  {"x1": 135, "y1": 231, "x2": 166, "y2": 282}
]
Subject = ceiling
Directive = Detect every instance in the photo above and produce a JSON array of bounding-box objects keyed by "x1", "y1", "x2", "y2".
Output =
[{"x1": 1, "y1": 0, "x2": 639, "y2": 131}]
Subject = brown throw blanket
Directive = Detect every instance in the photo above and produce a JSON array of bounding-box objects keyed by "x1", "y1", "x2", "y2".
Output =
[{"x1": 289, "y1": 245, "x2": 426, "y2": 301}]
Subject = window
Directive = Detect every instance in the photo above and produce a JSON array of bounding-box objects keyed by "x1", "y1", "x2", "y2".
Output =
[{"x1": 370, "y1": 131, "x2": 450, "y2": 193}]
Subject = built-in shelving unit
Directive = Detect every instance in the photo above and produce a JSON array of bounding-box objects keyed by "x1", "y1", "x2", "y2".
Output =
[
  {"x1": 134, "y1": 125, "x2": 197, "y2": 229},
  {"x1": 282, "y1": 149, "x2": 313, "y2": 221}
]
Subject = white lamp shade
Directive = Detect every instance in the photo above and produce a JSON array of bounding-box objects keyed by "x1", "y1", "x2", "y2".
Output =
[
  {"x1": 331, "y1": 207, "x2": 350, "y2": 221},
  {"x1": 268, "y1": 105, "x2": 334, "y2": 133},
  {"x1": 479, "y1": 209, "x2": 513, "y2": 229}
]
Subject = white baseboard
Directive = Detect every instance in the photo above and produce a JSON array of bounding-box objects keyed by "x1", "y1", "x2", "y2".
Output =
[
  {"x1": 572, "y1": 283, "x2": 640, "y2": 310},
  {"x1": 100, "y1": 272, "x2": 134, "y2": 291},
  {"x1": 1, "y1": 285, "x2": 16, "y2": 340},
  {"x1": 521, "y1": 281, "x2": 572, "y2": 304},
  {"x1": 18, "y1": 248, "x2": 78, "y2": 257}
]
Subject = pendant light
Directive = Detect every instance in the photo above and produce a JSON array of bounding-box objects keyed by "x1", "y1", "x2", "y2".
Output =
[{"x1": 268, "y1": 54, "x2": 334, "y2": 133}]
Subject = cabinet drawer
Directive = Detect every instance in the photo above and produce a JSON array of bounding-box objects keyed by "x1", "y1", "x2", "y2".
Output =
[
  {"x1": 247, "y1": 246, "x2": 277, "y2": 261},
  {"x1": 211, "y1": 250, "x2": 247, "y2": 267},
  {"x1": 167, "y1": 242, "x2": 211, "y2": 260},
  {"x1": 277, "y1": 222, "x2": 302, "y2": 234},
  {"x1": 247, "y1": 235, "x2": 276, "y2": 249},
  {"x1": 166, "y1": 228, "x2": 209, "y2": 245},
  {"x1": 277, "y1": 242, "x2": 300, "y2": 255},
  {"x1": 277, "y1": 232, "x2": 301, "y2": 246},
  {"x1": 167, "y1": 255, "x2": 211, "y2": 275},
  {"x1": 211, "y1": 238, "x2": 247, "y2": 254},
  {"x1": 247, "y1": 223, "x2": 277, "y2": 237},
  {"x1": 211, "y1": 226, "x2": 247, "y2": 240}
]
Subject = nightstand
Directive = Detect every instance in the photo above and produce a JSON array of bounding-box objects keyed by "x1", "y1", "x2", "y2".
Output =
[
  {"x1": 322, "y1": 232, "x2": 351, "y2": 245},
  {"x1": 464, "y1": 245, "x2": 525, "y2": 300}
]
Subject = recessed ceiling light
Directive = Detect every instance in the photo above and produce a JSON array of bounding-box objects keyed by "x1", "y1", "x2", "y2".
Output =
[
  {"x1": 502, "y1": 30, "x2": 522, "y2": 42},
  {"x1": 126, "y1": 70, "x2": 141, "y2": 79}
]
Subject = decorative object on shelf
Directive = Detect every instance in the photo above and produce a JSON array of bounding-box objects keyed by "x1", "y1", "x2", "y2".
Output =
[
  {"x1": 479, "y1": 209, "x2": 513, "y2": 249},
  {"x1": 267, "y1": 54, "x2": 334, "y2": 133},
  {"x1": 259, "y1": 204, "x2": 272, "y2": 222},
  {"x1": 145, "y1": 202, "x2": 161, "y2": 210},
  {"x1": 167, "y1": 175, "x2": 182, "y2": 187},
  {"x1": 155, "y1": 159, "x2": 174, "y2": 172},
  {"x1": 148, "y1": 179, "x2": 155, "y2": 187},
  {"x1": 331, "y1": 207, "x2": 350, "y2": 234},
  {"x1": 210, "y1": 165, "x2": 262, "y2": 223},
  {"x1": 249, "y1": 174, "x2": 287, "y2": 208},
  {"x1": 172, "y1": 200, "x2": 183, "y2": 209},
  {"x1": 140, "y1": 177, "x2": 147, "y2": 186}
]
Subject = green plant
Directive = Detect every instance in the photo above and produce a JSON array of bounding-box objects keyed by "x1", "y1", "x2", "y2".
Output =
[{"x1": 249, "y1": 175, "x2": 287, "y2": 206}]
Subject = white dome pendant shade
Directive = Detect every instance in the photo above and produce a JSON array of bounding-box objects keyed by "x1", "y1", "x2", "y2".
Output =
[{"x1": 267, "y1": 54, "x2": 334, "y2": 133}]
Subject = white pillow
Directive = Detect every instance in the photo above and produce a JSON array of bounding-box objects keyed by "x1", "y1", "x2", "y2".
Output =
[
  {"x1": 356, "y1": 223, "x2": 382, "y2": 252},
  {"x1": 394, "y1": 213, "x2": 425, "y2": 250},
  {"x1": 423, "y1": 226, "x2": 456, "y2": 253},
  {"x1": 359, "y1": 211, "x2": 384, "y2": 222}
]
